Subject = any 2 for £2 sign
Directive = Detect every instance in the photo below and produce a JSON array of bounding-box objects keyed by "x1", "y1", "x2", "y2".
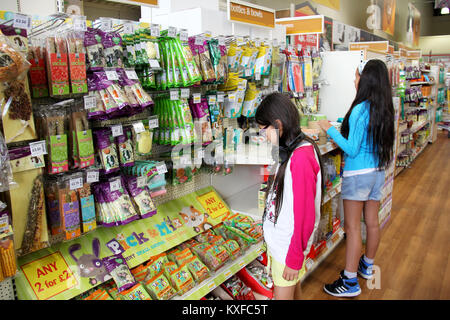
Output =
[
  {"x1": 21, "y1": 251, "x2": 78, "y2": 300},
  {"x1": 197, "y1": 191, "x2": 230, "y2": 219}
]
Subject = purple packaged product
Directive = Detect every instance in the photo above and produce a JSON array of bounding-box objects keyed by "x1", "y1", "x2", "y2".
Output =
[
  {"x1": 101, "y1": 31, "x2": 124, "y2": 68},
  {"x1": 102, "y1": 254, "x2": 136, "y2": 292},
  {"x1": 87, "y1": 75, "x2": 107, "y2": 120},
  {"x1": 92, "y1": 184, "x2": 106, "y2": 226},
  {"x1": 115, "y1": 127, "x2": 134, "y2": 167},
  {"x1": 124, "y1": 176, "x2": 157, "y2": 219},
  {"x1": 84, "y1": 28, "x2": 106, "y2": 71},
  {"x1": 107, "y1": 177, "x2": 139, "y2": 226},
  {"x1": 94, "y1": 129, "x2": 120, "y2": 174},
  {"x1": 95, "y1": 71, "x2": 129, "y2": 111},
  {"x1": 0, "y1": 210, "x2": 11, "y2": 229}
]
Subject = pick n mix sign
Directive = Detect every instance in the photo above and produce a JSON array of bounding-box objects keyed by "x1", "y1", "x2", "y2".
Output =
[{"x1": 227, "y1": 0, "x2": 275, "y2": 28}]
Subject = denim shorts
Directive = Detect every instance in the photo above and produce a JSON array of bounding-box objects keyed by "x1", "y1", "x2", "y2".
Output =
[{"x1": 341, "y1": 170, "x2": 385, "y2": 201}]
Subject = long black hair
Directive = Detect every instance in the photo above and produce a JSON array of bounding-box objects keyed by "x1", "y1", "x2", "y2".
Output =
[
  {"x1": 255, "y1": 93, "x2": 324, "y2": 224},
  {"x1": 341, "y1": 59, "x2": 395, "y2": 169}
]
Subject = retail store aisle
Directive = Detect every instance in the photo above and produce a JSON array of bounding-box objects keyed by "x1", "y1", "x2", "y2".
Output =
[{"x1": 300, "y1": 131, "x2": 450, "y2": 300}]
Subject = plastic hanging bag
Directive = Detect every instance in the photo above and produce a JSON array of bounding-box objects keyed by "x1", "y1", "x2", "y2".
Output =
[{"x1": 0, "y1": 132, "x2": 16, "y2": 191}]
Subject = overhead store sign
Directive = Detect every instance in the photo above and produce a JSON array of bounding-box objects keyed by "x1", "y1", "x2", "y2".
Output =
[
  {"x1": 227, "y1": 0, "x2": 275, "y2": 28},
  {"x1": 107, "y1": 0, "x2": 159, "y2": 7},
  {"x1": 275, "y1": 15, "x2": 324, "y2": 35},
  {"x1": 349, "y1": 41, "x2": 389, "y2": 53},
  {"x1": 406, "y1": 50, "x2": 422, "y2": 60}
]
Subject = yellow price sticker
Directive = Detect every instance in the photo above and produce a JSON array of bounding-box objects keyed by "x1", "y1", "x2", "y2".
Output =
[
  {"x1": 20, "y1": 251, "x2": 78, "y2": 300},
  {"x1": 197, "y1": 191, "x2": 230, "y2": 219}
]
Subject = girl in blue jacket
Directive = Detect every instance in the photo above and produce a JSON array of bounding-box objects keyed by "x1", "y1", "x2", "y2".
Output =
[{"x1": 319, "y1": 59, "x2": 395, "y2": 297}]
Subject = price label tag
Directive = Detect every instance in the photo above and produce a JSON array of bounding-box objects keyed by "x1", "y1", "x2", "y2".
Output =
[
  {"x1": 207, "y1": 281, "x2": 216, "y2": 290},
  {"x1": 208, "y1": 95, "x2": 217, "y2": 104},
  {"x1": 124, "y1": 23, "x2": 134, "y2": 34},
  {"x1": 149, "y1": 59, "x2": 160, "y2": 68},
  {"x1": 179, "y1": 30, "x2": 188, "y2": 42},
  {"x1": 156, "y1": 163, "x2": 168, "y2": 175},
  {"x1": 255, "y1": 72, "x2": 261, "y2": 80},
  {"x1": 86, "y1": 170, "x2": 99, "y2": 183},
  {"x1": 228, "y1": 94, "x2": 236, "y2": 102},
  {"x1": 180, "y1": 88, "x2": 190, "y2": 99},
  {"x1": 83, "y1": 95, "x2": 96, "y2": 109},
  {"x1": 195, "y1": 36, "x2": 204, "y2": 45},
  {"x1": 73, "y1": 18, "x2": 87, "y2": 32},
  {"x1": 110, "y1": 179, "x2": 122, "y2": 192},
  {"x1": 111, "y1": 124, "x2": 123, "y2": 137},
  {"x1": 30, "y1": 140, "x2": 47, "y2": 156},
  {"x1": 217, "y1": 93, "x2": 224, "y2": 102},
  {"x1": 70, "y1": 177, "x2": 83, "y2": 190},
  {"x1": 193, "y1": 93, "x2": 201, "y2": 104},
  {"x1": 105, "y1": 70, "x2": 119, "y2": 81},
  {"x1": 338, "y1": 228, "x2": 345, "y2": 238},
  {"x1": 168, "y1": 26, "x2": 177, "y2": 38},
  {"x1": 150, "y1": 24, "x2": 160, "y2": 37},
  {"x1": 170, "y1": 89, "x2": 179, "y2": 101},
  {"x1": 148, "y1": 118, "x2": 159, "y2": 129},
  {"x1": 263, "y1": 78, "x2": 270, "y2": 87},
  {"x1": 326, "y1": 240, "x2": 333, "y2": 250},
  {"x1": 133, "y1": 121, "x2": 145, "y2": 134},
  {"x1": 125, "y1": 69, "x2": 139, "y2": 80},
  {"x1": 137, "y1": 176, "x2": 147, "y2": 188},
  {"x1": 224, "y1": 270, "x2": 233, "y2": 278},
  {"x1": 238, "y1": 261, "x2": 246, "y2": 269},
  {"x1": 100, "y1": 18, "x2": 113, "y2": 32},
  {"x1": 218, "y1": 36, "x2": 225, "y2": 46},
  {"x1": 13, "y1": 13, "x2": 31, "y2": 30},
  {"x1": 330, "y1": 189, "x2": 337, "y2": 198},
  {"x1": 305, "y1": 258, "x2": 314, "y2": 270}
]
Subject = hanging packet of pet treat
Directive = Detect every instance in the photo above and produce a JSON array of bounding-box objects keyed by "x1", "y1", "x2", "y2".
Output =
[
  {"x1": 43, "y1": 103, "x2": 69, "y2": 174},
  {"x1": 86, "y1": 75, "x2": 106, "y2": 120},
  {"x1": 84, "y1": 27, "x2": 106, "y2": 70},
  {"x1": 115, "y1": 126, "x2": 134, "y2": 167},
  {"x1": 93, "y1": 128, "x2": 119, "y2": 174},
  {"x1": 45, "y1": 34, "x2": 70, "y2": 97},
  {"x1": 66, "y1": 29, "x2": 87, "y2": 95},
  {"x1": 71, "y1": 102, "x2": 95, "y2": 169},
  {"x1": 57, "y1": 174, "x2": 81, "y2": 240},
  {"x1": 103, "y1": 254, "x2": 136, "y2": 292},
  {"x1": 101, "y1": 30, "x2": 124, "y2": 68},
  {"x1": 124, "y1": 175, "x2": 157, "y2": 219},
  {"x1": 108, "y1": 176, "x2": 140, "y2": 226},
  {"x1": 77, "y1": 175, "x2": 96, "y2": 234},
  {"x1": 144, "y1": 271, "x2": 177, "y2": 300}
]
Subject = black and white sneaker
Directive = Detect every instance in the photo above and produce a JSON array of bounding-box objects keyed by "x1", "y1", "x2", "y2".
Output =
[{"x1": 323, "y1": 271, "x2": 361, "y2": 298}]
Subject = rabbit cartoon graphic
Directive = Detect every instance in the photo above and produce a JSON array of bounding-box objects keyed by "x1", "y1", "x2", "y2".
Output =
[{"x1": 68, "y1": 238, "x2": 111, "y2": 286}]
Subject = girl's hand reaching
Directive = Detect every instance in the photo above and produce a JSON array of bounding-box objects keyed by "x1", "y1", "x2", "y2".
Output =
[
  {"x1": 283, "y1": 265, "x2": 299, "y2": 282},
  {"x1": 318, "y1": 119, "x2": 332, "y2": 132}
]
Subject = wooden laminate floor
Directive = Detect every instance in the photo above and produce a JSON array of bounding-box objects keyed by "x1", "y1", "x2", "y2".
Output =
[{"x1": 300, "y1": 131, "x2": 450, "y2": 300}]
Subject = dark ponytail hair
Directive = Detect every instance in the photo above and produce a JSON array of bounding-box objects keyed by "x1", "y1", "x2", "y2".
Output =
[
  {"x1": 255, "y1": 93, "x2": 324, "y2": 224},
  {"x1": 341, "y1": 59, "x2": 395, "y2": 169}
]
